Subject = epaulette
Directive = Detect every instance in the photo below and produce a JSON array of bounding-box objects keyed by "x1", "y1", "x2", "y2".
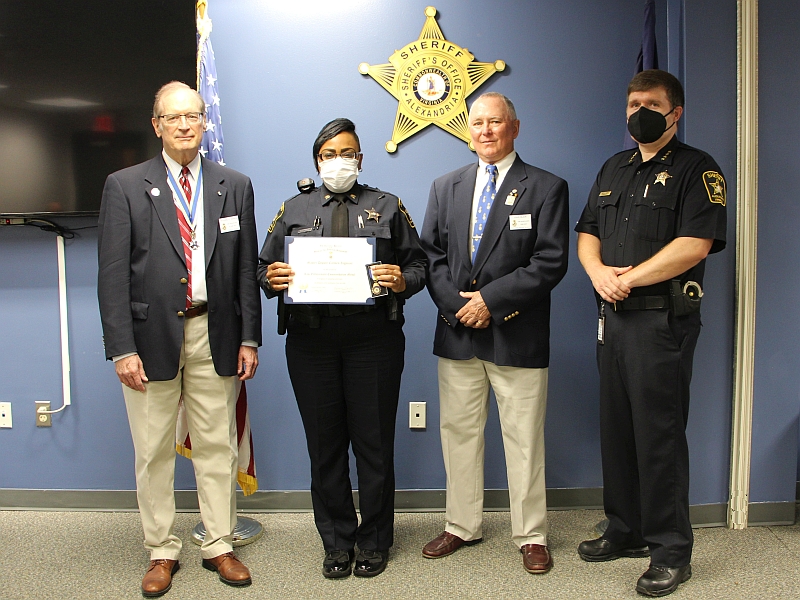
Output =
[{"x1": 359, "y1": 183, "x2": 390, "y2": 199}]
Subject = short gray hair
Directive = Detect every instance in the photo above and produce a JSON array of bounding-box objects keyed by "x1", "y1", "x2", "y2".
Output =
[
  {"x1": 152, "y1": 81, "x2": 205, "y2": 118},
  {"x1": 470, "y1": 92, "x2": 517, "y2": 121}
]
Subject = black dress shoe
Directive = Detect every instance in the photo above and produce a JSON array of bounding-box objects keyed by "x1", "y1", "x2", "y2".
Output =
[
  {"x1": 636, "y1": 564, "x2": 692, "y2": 597},
  {"x1": 577, "y1": 537, "x2": 650, "y2": 562},
  {"x1": 353, "y1": 549, "x2": 388, "y2": 577},
  {"x1": 322, "y1": 549, "x2": 354, "y2": 579}
]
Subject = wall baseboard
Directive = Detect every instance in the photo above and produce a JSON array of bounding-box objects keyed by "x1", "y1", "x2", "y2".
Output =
[{"x1": 1, "y1": 487, "x2": 792, "y2": 527}]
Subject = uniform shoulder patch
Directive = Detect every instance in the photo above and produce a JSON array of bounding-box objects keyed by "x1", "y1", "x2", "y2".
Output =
[
  {"x1": 398, "y1": 198, "x2": 415, "y2": 228},
  {"x1": 268, "y1": 202, "x2": 285, "y2": 234},
  {"x1": 702, "y1": 171, "x2": 726, "y2": 206}
]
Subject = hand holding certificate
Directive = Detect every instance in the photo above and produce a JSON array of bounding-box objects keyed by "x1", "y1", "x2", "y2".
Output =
[{"x1": 284, "y1": 236, "x2": 377, "y2": 304}]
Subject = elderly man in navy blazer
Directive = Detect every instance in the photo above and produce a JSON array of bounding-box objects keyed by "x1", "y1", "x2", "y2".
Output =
[
  {"x1": 420, "y1": 92, "x2": 569, "y2": 574},
  {"x1": 98, "y1": 81, "x2": 260, "y2": 597}
]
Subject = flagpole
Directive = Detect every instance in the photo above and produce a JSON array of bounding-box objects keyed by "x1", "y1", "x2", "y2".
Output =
[{"x1": 189, "y1": 0, "x2": 263, "y2": 546}]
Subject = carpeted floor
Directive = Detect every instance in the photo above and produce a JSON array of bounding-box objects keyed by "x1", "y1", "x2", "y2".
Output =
[{"x1": 1, "y1": 508, "x2": 798, "y2": 599}]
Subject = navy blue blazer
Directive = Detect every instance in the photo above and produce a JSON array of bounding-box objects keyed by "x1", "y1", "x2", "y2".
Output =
[
  {"x1": 420, "y1": 155, "x2": 569, "y2": 368},
  {"x1": 97, "y1": 155, "x2": 262, "y2": 380}
]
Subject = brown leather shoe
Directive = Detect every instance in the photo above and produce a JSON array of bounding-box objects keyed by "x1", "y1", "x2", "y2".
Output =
[
  {"x1": 202, "y1": 552, "x2": 252, "y2": 587},
  {"x1": 521, "y1": 544, "x2": 553, "y2": 574},
  {"x1": 422, "y1": 531, "x2": 482, "y2": 559},
  {"x1": 141, "y1": 559, "x2": 179, "y2": 598}
]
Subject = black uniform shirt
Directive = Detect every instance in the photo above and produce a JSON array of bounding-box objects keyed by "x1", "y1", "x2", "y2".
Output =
[
  {"x1": 258, "y1": 182, "x2": 426, "y2": 302},
  {"x1": 575, "y1": 136, "x2": 727, "y2": 288}
]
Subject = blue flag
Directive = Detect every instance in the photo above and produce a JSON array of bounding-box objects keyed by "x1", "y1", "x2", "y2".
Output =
[
  {"x1": 625, "y1": 0, "x2": 659, "y2": 149},
  {"x1": 197, "y1": 12, "x2": 225, "y2": 166},
  {"x1": 636, "y1": 0, "x2": 659, "y2": 72}
]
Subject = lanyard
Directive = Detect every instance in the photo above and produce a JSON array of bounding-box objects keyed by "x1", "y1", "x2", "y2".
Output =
[{"x1": 165, "y1": 162, "x2": 203, "y2": 226}]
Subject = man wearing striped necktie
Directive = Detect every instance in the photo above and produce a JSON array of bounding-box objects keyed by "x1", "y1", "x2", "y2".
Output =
[{"x1": 98, "y1": 81, "x2": 261, "y2": 597}]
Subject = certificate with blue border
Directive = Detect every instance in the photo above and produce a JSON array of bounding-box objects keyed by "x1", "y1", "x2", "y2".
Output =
[{"x1": 284, "y1": 236, "x2": 376, "y2": 305}]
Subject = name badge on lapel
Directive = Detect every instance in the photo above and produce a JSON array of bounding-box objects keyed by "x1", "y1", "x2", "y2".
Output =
[
  {"x1": 219, "y1": 215, "x2": 240, "y2": 233},
  {"x1": 509, "y1": 214, "x2": 532, "y2": 230}
]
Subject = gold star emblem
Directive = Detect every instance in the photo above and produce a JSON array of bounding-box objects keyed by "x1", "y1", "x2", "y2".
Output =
[
  {"x1": 654, "y1": 171, "x2": 673, "y2": 186},
  {"x1": 358, "y1": 6, "x2": 505, "y2": 153},
  {"x1": 364, "y1": 207, "x2": 381, "y2": 223}
]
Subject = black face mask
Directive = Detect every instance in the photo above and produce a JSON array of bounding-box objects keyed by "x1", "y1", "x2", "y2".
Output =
[{"x1": 627, "y1": 106, "x2": 675, "y2": 144}]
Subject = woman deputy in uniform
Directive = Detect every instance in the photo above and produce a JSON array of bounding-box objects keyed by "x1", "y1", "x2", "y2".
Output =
[{"x1": 257, "y1": 118, "x2": 426, "y2": 579}]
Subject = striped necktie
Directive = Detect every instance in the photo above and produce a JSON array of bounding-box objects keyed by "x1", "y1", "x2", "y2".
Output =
[{"x1": 177, "y1": 167, "x2": 193, "y2": 309}]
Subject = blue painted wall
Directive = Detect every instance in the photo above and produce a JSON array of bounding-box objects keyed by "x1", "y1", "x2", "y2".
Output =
[
  {"x1": 0, "y1": 0, "x2": 745, "y2": 507},
  {"x1": 754, "y1": 0, "x2": 800, "y2": 502}
]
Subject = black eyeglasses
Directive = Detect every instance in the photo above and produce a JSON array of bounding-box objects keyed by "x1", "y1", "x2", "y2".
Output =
[{"x1": 317, "y1": 150, "x2": 360, "y2": 162}]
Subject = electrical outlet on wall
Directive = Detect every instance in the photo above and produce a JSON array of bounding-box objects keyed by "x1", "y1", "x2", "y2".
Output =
[
  {"x1": 35, "y1": 401, "x2": 51, "y2": 427},
  {"x1": 409, "y1": 401, "x2": 426, "y2": 429},
  {"x1": 0, "y1": 402, "x2": 12, "y2": 428}
]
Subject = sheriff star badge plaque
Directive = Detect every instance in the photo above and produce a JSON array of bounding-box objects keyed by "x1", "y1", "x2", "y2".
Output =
[{"x1": 358, "y1": 6, "x2": 506, "y2": 153}]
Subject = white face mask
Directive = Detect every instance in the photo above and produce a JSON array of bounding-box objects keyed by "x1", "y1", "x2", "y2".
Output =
[{"x1": 318, "y1": 157, "x2": 359, "y2": 193}]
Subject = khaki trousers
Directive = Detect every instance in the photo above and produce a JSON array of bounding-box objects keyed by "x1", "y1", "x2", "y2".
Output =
[
  {"x1": 122, "y1": 313, "x2": 238, "y2": 560},
  {"x1": 438, "y1": 357, "x2": 548, "y2": 547}
]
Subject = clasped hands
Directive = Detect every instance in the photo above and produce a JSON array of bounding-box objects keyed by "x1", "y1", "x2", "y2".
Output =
[
  {"x1": 266, "y1": 261, "x2": 406, "y2": 293},
  {"x1": 589, "y1": 264, "x2": 633, "y2": 303},
  {"x1": 456, "y1": 290, "x2": 490, "y2": 329}
]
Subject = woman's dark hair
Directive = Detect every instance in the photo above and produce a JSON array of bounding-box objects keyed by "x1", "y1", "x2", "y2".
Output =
[{"x1": 312, "y1": 118, "x2": 360, "y2": 172}]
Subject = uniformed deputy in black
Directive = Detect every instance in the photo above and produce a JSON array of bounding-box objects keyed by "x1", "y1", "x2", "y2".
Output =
[
  {"x1": 579, "y1": 135, "x2": 726, "y2": 287},
  {"x1": 575, "y1": 70, "x2": 726, "y2": 596},
  {"x1": 257, "y1": 118, "x2": 426, "y2": 579}
]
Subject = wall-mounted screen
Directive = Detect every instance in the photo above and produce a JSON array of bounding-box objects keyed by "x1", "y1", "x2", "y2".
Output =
[{"x1": 0, "y1": 0, "x2": 195, "y2": 216}]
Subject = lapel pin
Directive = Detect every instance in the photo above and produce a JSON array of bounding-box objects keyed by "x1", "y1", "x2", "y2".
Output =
[
  {"x1": 150, "y1": 187, "x2": 160, "y2": 197},
  {"x1": 217, "y1": 190, "x2": 222, "y2": 196},
  {"x1": 505, "y1": 189, "x2": 518, "y2": 205}
]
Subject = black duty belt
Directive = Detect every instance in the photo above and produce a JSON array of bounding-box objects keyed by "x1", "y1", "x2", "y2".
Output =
[
  {"x1": 318, "y1": 304, "x2": 377, "y2": 317},
  {"x1": 613, "y1": 295, "x2": 669, "y2": 311},
  {"x1": 185, "y1": 303, "x2": 208, "y2": 318}
]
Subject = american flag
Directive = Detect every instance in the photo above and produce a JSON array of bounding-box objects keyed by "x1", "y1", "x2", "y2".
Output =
[
  {"x1": 175, "y1": 1, "x2": 258, "y2": 496},
  {"x1": 197, "y1": 5, "x2": 225, "y2": 166}
]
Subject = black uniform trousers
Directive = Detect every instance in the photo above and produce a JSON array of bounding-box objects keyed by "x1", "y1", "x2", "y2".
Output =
[
  {"x1": 597, "y1": 306, "x2": 701, "y2": 567},
  {"x1": 286, "y1": 308, "x2": 404, "y2": 553}
]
